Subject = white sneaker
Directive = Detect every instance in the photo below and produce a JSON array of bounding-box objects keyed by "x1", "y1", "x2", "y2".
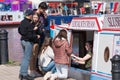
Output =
[{"x1": 43, "y1": 71, "x2": 52, "y2": 80}]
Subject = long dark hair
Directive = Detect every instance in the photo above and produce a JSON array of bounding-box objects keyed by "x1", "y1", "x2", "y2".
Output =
[
  {"x1": 38, "y1": 2, "x2": 48, "y2": 10},
  {"x1": 39, "y1": 36, "x2": 52, "y2": 54},
  {"x1": 54, "y1": 29, "x2": 68, "y2": 41},
  {"x1": 85, "y1": 41, "x2": 93, "y2": 53}
]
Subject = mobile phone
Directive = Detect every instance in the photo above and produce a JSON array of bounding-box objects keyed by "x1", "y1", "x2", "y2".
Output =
[{"x1": 71, "y1": 56, "x2": 76, "y2": 60}]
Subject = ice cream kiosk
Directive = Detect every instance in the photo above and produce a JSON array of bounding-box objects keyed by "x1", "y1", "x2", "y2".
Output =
[{"x1": 50, "y1": 14, "x2": 120, "y2": 80}]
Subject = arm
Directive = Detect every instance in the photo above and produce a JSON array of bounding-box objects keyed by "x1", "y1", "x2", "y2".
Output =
[
  {"x1": 74, "y1": 59, "x2": 85, "y2": 64},
  {"x1": 70, "y1": 32, "x2": 73, "y2": 47},
  {"x1": 47, "y1": 46, "x2": 54, "y2": 59},
  {"x1": 82, "y1": 53, "x2": 91, "y2": 61},
  {"x1": 71, "y1": 52, "x2": 92, "y2": 64},
  {"x1": 43, "y1": 12, "x2": 48, "y2": 27},
  {"x1": 71, "y1": 54, "x2": 83, "y2": 61},
  {"x1": 65, "y1": 41, "x2": 72, "y2": 56},
  {"x1": 18, "y1": 21, "x2": 27, "y2": 36},
  {"x1": 71, "y1": 54, "x2": 85, "y2": 64}
]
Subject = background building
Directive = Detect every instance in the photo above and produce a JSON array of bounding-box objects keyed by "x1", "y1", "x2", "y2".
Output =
[{"x1": 0, "y1": 0, "x2": 32, "y2": 11}]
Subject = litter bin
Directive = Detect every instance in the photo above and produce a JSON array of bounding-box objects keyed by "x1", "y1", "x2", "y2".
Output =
[
  {"x1": 0, "y1": 29, "x2": 8, "y2": 64},
  {"x1": 111, "y1": 55, "x2": 120, "y2": 80}
]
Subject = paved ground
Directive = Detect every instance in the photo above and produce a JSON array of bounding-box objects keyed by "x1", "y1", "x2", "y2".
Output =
[
  {"x1": 0, "y1": 65, "x2": 21, "y2": 80},
  {"x1": 0, "y1": 64, "x2": 76, "y2": 80},
  {"x1": 0, "y1": 64, "x2": 47, "y2": 80}
]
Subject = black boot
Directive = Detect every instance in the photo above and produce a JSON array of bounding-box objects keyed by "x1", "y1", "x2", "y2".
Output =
[{"x1": 19, "y1": 74, "x2": 34, "y2": 80}]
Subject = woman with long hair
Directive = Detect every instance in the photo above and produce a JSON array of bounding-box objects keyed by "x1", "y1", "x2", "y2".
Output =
[
  {"x1": 50, "y1": 29, "x2": 73, "y2": 80},
  {"x1": 38, "y1": 36, "x2": 56, "y2": 78}
]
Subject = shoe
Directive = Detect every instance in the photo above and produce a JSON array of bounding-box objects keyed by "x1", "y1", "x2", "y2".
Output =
[
  {"x1": 43, "y1": 71, "x2": 52, "y2": 80},
  {"x1": 34, "y1": 71, "x2": 42, "y2": 77},
  {"x1": 19, "y1": 74, "x2": 34, "y2": 80},
  {"x1": 30, "y1": 71, "x2": 42, "y2": 78}
]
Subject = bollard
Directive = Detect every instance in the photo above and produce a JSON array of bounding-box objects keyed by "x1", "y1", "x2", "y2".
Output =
[
  {"x1": 0, "y1": 29, "x2": 8, "y2": 64},
  {"x1": 111, "y1": 55, "x2": 120, "y2": 80}
]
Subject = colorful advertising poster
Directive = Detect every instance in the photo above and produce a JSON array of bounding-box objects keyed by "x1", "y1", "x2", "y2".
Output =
[
  {"x1": 5, "y1": 0, "x2": 11, "y2": 2},
  {"x1": 20, "y1": 1, "x2": 32, "y2": 11},
  {"x1": 11, "y1": 1, "x2": 19, "y2": 11},
  {"x1": 0, "y1": 2, "x2": 5, "y2": 10},
  {"x1": 20, "y1": 0, "x2": 27, "y2": 1}
]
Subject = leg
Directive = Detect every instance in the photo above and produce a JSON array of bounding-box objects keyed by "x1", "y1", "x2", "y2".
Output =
[
  {"x1": 43, "y1": 71, "x2": 52, "y2": 80},
  {"x1": 20, "y1": 40, "x2": 33, "y2": 76},
  {"x1": 30, "y1": 43, "x2": 39, "y2": 71},
  {"x1": 42, "y1": 61, "x2": 56, "y2": 73},
  {"x1": 55, "y1": 64, "x2": 68, "y2": 79},
  {"x1": 30, "y1": 43, "x2": 42, "y2": 77}
]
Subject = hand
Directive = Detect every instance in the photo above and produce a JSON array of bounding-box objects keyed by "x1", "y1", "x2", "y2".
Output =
[
  {"x1": 42, "y1": 28, "x2": 45, "y2": 32},
  {"x1": 43, "y1": 12, "x2": 47, "y2": 18},
  {"x1": 71, "y1": 57, "x2": 85, "y2": 64},
  {"x1": 71, "y1": 54, "x2": 76, "y2": 58},
  {"x1": 37, "y1": 35, "x2": 40, "y2": 39},
  {"x1": 71, "y1": 56, "x2": 76, "y2": 60},
  {"x1": 71, "y1": 54, "x2": 78, "y2": 60},
  {"x1": 34, "y1": 27, "x2": 38, "y2": 30},
  {"x1": 74, "y1": 59, "x2": 85, "y2": 64},
  {"x1": 71, "y1": 54, "x2": 84, "y2": 61}
]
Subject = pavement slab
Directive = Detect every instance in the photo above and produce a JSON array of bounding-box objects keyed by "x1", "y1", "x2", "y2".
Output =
[{"x1": 0, "y1": 65, "x2": 76, "y2": 80}]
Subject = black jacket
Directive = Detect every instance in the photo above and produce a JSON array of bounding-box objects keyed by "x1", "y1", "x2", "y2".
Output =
[
  {"x1": 39, "y1": 13, "x2": 48, "y2": 28},
  {"x1": 18, "y1": 17, "x2": 37, "y2": 43}
]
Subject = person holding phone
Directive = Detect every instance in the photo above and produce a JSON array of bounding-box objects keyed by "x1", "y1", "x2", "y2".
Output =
[{"x1": 71, "y1": 41, "x2": 93, "y2": 71}]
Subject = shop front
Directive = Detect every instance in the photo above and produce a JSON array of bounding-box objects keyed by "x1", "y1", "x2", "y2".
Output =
[{"x1": 50, "y1": 14, "x2": 120, "y2": 80}]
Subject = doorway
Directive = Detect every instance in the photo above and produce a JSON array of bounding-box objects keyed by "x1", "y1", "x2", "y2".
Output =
[{"x1": 71, "y1": 30, "x2": 94, "y2": 69}]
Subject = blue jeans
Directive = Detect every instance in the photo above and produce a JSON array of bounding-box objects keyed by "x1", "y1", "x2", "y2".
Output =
[
  {"x1": 55, "y1": 63, "x2": 68, "y2": 79},
  {"x1": 20, "y1": 40, "x2": 33, "y2": 76},
  {"x1": 42, "y1": 61, "x2": 56, "y2": 73}
]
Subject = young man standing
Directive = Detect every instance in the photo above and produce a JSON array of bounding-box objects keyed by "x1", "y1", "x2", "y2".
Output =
[
  {"x1": 18, "y1": 9, "x2": 40, "y2": 80},
  {"x1": 35, "y1": 2, "x2": 48, "y2": 48}
]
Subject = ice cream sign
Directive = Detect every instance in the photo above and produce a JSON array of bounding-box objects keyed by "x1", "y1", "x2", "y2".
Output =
[
  {"x1": 69, "y1": 17, "x2": 102, "y2": 31},
  {"x1": 103, "y1": 14, "x2": 120, "y2": 30}
]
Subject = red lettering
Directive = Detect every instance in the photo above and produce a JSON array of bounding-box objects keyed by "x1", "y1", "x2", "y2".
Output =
[
  {"x1": 107, "y1": 17, "x2": 120, "y2": 27},
  {"x1": 107, "y1": 17, "x2": 113, "y2": 26},
  {"x1": 71, "y1": 20, "x2": 96, "y2": 29},
  {"x1": 115, "y1": 17, "x2": 120, "y2": 26},
  {"x1": 71, "y1": 21, "x2": 76, "y2": 27}
]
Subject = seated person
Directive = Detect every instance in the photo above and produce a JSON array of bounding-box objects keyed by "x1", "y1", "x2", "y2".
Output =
[
  {"x1": 71, "y1": 41, "x2": 93, "y2": 71},
  {"x1": 38, "y1": 37, "x2": 56, "y2": 74}
]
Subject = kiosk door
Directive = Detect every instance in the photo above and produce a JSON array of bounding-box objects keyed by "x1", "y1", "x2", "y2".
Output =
[{"x1": 72, "y1": 31, "x2": 86, "y2": 69}]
